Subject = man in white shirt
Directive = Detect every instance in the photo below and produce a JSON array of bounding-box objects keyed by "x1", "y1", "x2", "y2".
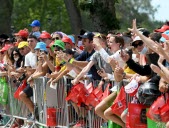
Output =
[{"x1": 19, "y1": 35, "x2": 38, "y2": 121}]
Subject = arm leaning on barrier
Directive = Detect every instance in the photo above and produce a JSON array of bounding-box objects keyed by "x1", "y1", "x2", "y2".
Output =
[
  {"x1": 42, "y1": 53, "x2": 55, "y2": 72},
  {"x1": 71, "y1": 61, "x2": 95, "y2": 85},
  {"x1": 51, "y1": 68, "x2": 69, "y2": 85},
  {"x1": 62, "y1": 51, "x2": 88, "y2": 70},
  {"x1": 27, "y1": 62, "x2": 48, "y2": 86}
]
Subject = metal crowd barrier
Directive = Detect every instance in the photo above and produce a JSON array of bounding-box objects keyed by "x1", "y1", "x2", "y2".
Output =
[
  {"x1": 0, "y1": 77, "x2": 30, "y2": 127},
  {"x1": 0, "y1": 76, "x2": 136, "y2": 128},
  {"x1": 0, "y1": 76, "x2": 166, "y2": 128}
]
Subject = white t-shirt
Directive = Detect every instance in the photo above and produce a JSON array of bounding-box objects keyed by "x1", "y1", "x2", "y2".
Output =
[{"x1": 24, "y1": 52, "x2": 37, "y2": 69}]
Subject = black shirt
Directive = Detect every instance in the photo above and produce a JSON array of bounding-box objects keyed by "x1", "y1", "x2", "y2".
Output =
[{"x1": 126, "y1": 58, "x2": 152, "y2": 76}]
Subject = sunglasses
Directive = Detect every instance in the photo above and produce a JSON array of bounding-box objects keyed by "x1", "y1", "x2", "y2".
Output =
[
  {"x1": 52, "y1": 37, "x2": 60, "y2": 40},
  {"x1": 35, "y1": 49, "x2": 40, "y2": 52},
  {"x1": 53, "y1": 45, "x2": 62, "y2": 51},
  {"x1": 94, "y1": 33, "x2": 104, "y2": 40},
  {"x1": 40, "y1": 50, "x2": 47, "y2": 54},
  {"x1": 132, "y1": 41, "x2": 143, "y2": 48},
  {"x1": 19, "y1": 48, "x2": 25, "y2": 51},
  {"x1": 53, "y1": 45, "x2": 59, "y2": 48},
  {"x1": 13, "y1": 53, "x2": 19, "y2": 56}
]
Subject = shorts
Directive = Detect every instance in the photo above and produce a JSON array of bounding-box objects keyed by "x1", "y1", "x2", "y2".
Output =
[{"x1": 23, "y1": 84, "x2": 33, "y2": 98}]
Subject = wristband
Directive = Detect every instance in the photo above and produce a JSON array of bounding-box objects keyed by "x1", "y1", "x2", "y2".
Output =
[{"x1": 69, "y1": 58, "x2": 74, "y2": 64}]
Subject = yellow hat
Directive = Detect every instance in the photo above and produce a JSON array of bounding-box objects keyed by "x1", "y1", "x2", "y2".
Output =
[{"x1": 18, "y1": 41, "x2": 28, "y2": 49}]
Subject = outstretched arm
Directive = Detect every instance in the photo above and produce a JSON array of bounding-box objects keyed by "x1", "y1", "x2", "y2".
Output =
[
  {"x1": 128, "y1": 19, "x2": 158, "y2": 53},
  {"x1": 71, "y1": 61, "x2": 94, "y2": 85}
]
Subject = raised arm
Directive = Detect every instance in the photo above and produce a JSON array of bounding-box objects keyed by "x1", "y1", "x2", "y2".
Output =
[{"x1": 128, "y1": 19, "x2": 159, "y2": 53}]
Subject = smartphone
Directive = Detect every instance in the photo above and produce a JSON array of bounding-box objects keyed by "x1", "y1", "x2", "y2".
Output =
[
  {"x1": 120, "y1": 45, "x2": 124, "y2": 57},
  {"x1": 120, "y1": 45, "x2": 123, "y2": 53}
]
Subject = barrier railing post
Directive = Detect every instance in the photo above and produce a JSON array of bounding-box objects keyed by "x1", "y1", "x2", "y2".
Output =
[
  {"x1": 63, "y1": 76, "x2": 70, "y2": 127},
  {"x1": 33, "y1": 77, "x2": 48, "y2": 127}
]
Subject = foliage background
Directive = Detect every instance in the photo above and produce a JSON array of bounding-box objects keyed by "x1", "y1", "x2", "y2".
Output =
[
  {"x1": 11, "y1": 0, "x2": 71, "y2": 34},
  {"x1": 1, "y1": 0, "x2": 165, "y2": 35}
]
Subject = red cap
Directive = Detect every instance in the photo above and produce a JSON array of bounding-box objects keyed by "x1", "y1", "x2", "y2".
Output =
[
  {"x1": 39, "y1": 32, "x2": 51, "y2": 39},
  {"x1": 14, "y1": 30, "x2": 29, "y2": 38},
  {"x1": 62, "y1": 36, "x2": 73, "y2": 45},
  {"x1": 0, "y1": 44, "x2": 13, "y2": 52},
  {"x1": 162, "y1": 33, "x2": 169, "y2": 40},
  {"x1": 154, "y1": 25, "x2": 169, "y2": 33}
]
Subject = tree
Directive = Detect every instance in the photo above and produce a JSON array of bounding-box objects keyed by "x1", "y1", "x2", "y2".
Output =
[
  {"x1": 11, "y1": 0, "x2": 71, "y2": 34},
  {"x1": 78, "y1": 0, "x2": 120, "y2": 33},
  {"x1": 115, "y1": 0, "x2": 163, "y2": 31},
  {"x1": 64, "y1": 0, "x2": 82, "y2": 34},
  {"x1": 0, "y1": 0, "x2": 13, "y2": 35}
]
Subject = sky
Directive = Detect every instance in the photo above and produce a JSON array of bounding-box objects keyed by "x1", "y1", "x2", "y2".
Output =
[{"x1": 151, "y1": 0, "x2": 169, "y2": 21}]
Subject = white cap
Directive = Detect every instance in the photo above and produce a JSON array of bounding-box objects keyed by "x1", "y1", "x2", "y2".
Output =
[{"x1": 132, "y1": 36, "x2": 142, "y2": 43}]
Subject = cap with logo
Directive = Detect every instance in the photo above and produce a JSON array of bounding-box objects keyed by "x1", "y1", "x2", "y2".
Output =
[{"x1": 78, "y1": 32, "x2": 94, "y2": 40}]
